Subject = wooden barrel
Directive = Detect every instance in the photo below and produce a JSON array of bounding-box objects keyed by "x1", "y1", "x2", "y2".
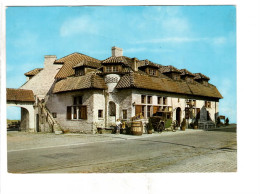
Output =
[{"x1": 131, "y1": 121, "x2": 143, "y2": 135}]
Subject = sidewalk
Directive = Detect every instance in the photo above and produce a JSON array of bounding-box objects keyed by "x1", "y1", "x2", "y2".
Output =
[{"x1": 7, "y1": 129, "x2": 202, "y2": 152}]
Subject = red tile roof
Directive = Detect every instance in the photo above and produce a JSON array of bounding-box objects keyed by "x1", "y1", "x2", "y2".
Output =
[
  {"x1": 53, "y1": 72, "x2": 107, "y2": 93},
  {"x1": 6, "y1": 88, "x2": 35, "y2": 102},
  {"x1": 24, "y1": 68, "x2": 43, "y2": 76},
  {"x1": 194, "y1": 73, "x2": 210, "y2": 80},
  {"x1": 54, "y1": 53, "x2": 101, "y2": 79},
  {"x1": 116, "y1": 72, "x2": 222, "y2": 99},
  {"x1": 180, "y1": 69, "x2": 195, "y2": 77},
  {"x1": 159, "y1": 65, "x2": 181, "y2": 74},
  {"x1": 73, "y1": 59, "x2": 101, "y2": 69}
]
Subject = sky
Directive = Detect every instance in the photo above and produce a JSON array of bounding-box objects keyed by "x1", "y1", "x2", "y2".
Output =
[{"x1": 6, "y1": 6, "x2": 237, "y2": 123}]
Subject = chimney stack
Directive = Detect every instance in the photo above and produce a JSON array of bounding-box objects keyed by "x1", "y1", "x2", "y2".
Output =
[
  {"x1": 133, "y1": 57, "x2": 138, "y2": 71},
  {"x1": 111, "y1": 46, "x2": 123, "y2": 57},
  {"x1": 44, "y1": 55, "x2": 57, "y2": 68}
]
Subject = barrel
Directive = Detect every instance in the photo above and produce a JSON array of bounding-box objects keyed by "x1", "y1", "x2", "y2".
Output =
[{"x1": 131, "y1": 121, "x2": 143, "y2": 135}]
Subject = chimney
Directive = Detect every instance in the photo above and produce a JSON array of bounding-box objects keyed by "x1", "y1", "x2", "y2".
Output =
[
  {"x1": 111, "y1": 46, "x2": 123, "y2": 57},
  {"x1": 133, "y1": 57, "x2": 138, "y2": 71},
  {"x1": 44, "y1": 55, "x2": 57, "y2": 68}
]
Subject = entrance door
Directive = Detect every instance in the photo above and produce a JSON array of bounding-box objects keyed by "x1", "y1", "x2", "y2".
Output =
[{"x1": 176, "y1": 107, "x2": 181, "y2": 126}]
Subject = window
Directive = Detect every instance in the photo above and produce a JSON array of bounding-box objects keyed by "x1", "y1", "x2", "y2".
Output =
[
  {"x1": 186, "y1": 99, "x2": 196, "y2": 107},
  {"x1": 205, "y1": 101, "x2": 211, "y2": 108},
  {"x1": 52, "y1": 112, "x2": 57, "y2": 118},
  {"x1": 75, "y1": 68, "x2": 85, "y2": 76},
  {"x1": 123, "y1": 110, "x2": 127, "y2": 120},
  {"x1": 109, "y1": 101, "x2": 116, "y2": 116},
  {"x1": 73, "y1": 96, "x2": 82, "y2": 105},
  {"x1": 106, "y1": 66, "x2": 112, "y2": 72},
  {"x1": 141, "y1": 106, "x2": 145, "y2": 118},
  {"x1": 112, "y1": 66, "x2": 119, "y2": 72},
  {"x1": 147, "y1": 96, "x2": 152, "y2": 104},
  {"x1": 163, "y1": 97, "x2": 167, "y2": 105},
  {"x1": 98, "y1": 110, "x2": 103, "y2": 118},
  {"x1": 173, "y1": 74, "x2": 180, "y2": 80},
  {"x1": 141, "y1": 95, "x2": 146, "y2": 104},
  {"x1": 147, "y1": 106, "x2": 151, "y2": 117},
  {"x1": 158, "y1": 96, "x2": 162, "y2": 104},
  {"x1": 106, "y1": 65, "x2": 119, "y2": 73},
  {"x1": 67, "y1": 106, "x2": 87, "y2": 120},
  {"x1": 149, "y1": 69, "x2": 157, "y2": 76},
  {"x1": 67, "y1": 96, "x2": 87, "y2": 120}
]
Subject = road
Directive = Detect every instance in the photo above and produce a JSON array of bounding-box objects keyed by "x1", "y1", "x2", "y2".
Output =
[{"x1": 7, "y1": 128, "x2": 237, "y2": 173}]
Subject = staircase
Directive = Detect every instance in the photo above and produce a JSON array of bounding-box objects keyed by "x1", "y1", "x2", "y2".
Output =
[{"x1": 37, "y1": 97, "x2": 62, "y2": 132}]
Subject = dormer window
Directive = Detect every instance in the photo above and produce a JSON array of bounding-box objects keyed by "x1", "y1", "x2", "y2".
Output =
[
  {"x1": 75, "y1": 67, "x2": 85, "y2": 76},
  {"x1": 105, "y1": 65, "x2": 120, "y2": 73},
  {"x1": 149, "y1": 69, "x2": 157, "y2": 76},
  {"x1": 113, "y1": 66, "x2": 119, "y2": 72},
  {"x1": 139, "y1": 60, "x2": 159, "y2": 76},
  {"x1": 186, "y1": 77, "x2": 193, "y2": 83}
]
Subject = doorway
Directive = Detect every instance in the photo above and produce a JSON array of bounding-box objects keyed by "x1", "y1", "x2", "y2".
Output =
[{"x1": 176, "y1": 107, "x2": 181, "y2": 126}]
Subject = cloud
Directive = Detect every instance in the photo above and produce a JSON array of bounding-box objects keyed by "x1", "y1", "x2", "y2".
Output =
[
  {"x1": 124, "y1": 47, "x2": 147, "y2": 53},
  {"x1": 135, "y1": 36, "x2": 227, "y2": 45},
  {"x1": 60, "y1": 15, "x2": 99, "y2": 37}
]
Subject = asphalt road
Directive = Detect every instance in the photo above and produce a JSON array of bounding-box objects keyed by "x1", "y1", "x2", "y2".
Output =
[{"x1": 7, "y1": 128, "x2": 237, "y2": 173}]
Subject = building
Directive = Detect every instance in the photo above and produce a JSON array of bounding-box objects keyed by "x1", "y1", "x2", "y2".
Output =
[{"x1": 7, "y1": 47, "x2": 223, "y2": 133}]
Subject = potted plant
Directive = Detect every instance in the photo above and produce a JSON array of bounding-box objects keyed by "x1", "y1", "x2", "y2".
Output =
[
  {"x1": 181, "y1": 118, "x2": 186, "y2": 131},
  {"x1": 147, "y1": 118, "x2": 153, "y2": 134}
]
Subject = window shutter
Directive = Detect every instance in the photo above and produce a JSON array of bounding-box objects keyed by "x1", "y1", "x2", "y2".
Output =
[
  {"x1": 67, "y1": 106, "x2": 72, "y2": 120},
  {"x1": 135, "y1": 105, "x2": 142, "y2": 116},
  {"x1": 81, "y1": 106, "x2": 87, "y2": 120}
]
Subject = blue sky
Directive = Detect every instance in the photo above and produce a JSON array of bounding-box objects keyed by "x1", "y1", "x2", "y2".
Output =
[{"x1": 6, "y1": 6, "x2": 236, "y2": 123}]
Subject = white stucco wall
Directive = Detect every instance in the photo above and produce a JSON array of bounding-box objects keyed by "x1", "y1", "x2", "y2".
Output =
[
  {"x1": 130, "y1": 89, "x2": 219, "y2": 124},
  {"x1": 46, "y1": 90, "x2": 95, "y2": 133},
  {"x1": 20, "y1": 63, "x2": 62, "y2": 99}
]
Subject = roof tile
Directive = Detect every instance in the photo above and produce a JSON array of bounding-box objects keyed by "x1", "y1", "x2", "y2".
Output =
[
  {"x1": 55, "y1": 53, "x2": 101, "y2": 79},
  {"x1": 6, "y1": 88, "x2": 35, "y2": 102}
]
